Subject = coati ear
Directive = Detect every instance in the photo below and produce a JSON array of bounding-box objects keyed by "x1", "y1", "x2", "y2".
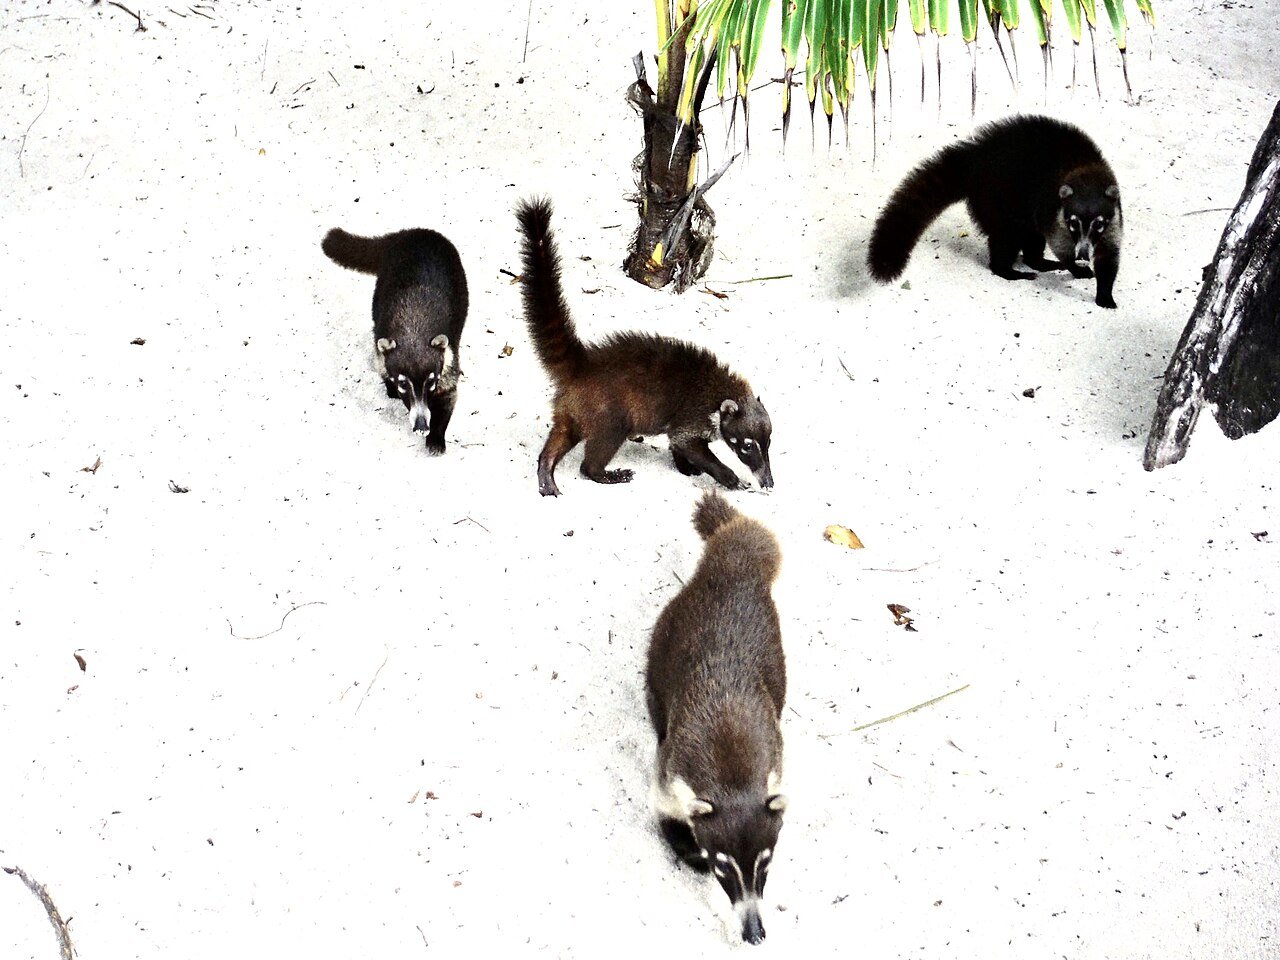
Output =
[
  {"x1": 1105, "y1": 184, "x2": 1120, "y2": 200},
  {"x1": 430, "y1": 334, "x2": 449, "y2": 350},
  {"x1": 720, "y1": 399, "x2": 739, "y2": 418},
  {"x1": 1058, "y1": 185, "x2": 1074, "y2": 200},
  {"x1": 376, "y1": 337, "x2": 397, "y2": 354},
  {"x1": 766, "y1": 794, "x2": 788, "y2": 814},
  {"x1": 688, "y1": 798, "x2": 715, "y2": 818}
]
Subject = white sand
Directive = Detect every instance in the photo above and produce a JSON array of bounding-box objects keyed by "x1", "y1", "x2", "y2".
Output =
[{"x1": 2, "y1": 2, "x2": 1278, "y2": 956}]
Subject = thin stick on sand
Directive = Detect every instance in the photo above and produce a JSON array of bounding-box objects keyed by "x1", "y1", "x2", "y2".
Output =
[
  {"x1": 849, "y1": 686, "x2": 967, "y2": 732},
  {"x1": 4, "y1": 865, "x2": 75, "y2": 960}
]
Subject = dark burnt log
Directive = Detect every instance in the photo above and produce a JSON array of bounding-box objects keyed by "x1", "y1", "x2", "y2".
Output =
[{"x1": 1144, "y1": 100, "x2": 1280, "y2": 470}]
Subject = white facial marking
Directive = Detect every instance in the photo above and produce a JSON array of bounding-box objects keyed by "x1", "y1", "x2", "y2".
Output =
[
  {"x1": 409, "y1": 396, "x2": 430, "y2": 432},
  {"x1": 767, "y1": 769, "x2": 784, "y2": 795},
  {"x1": 715, "y1": 852, "x2": 730, "y2": 863},
  {"x1": 743, "y1": 438, "x2": 753, "y2": 448},
  {"x1": 651, "y1": 775, "x2": 698, "y2": 822}
]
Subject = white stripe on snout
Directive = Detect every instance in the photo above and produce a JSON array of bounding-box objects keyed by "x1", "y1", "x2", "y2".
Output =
[{"x1": 409, "y1": 395, "x2": 430, "y2": 431}]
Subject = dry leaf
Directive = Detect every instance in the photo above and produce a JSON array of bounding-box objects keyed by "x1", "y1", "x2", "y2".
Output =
[
  {"x1": 425, "y1": 791, "x2": 438, "y2": 800},
  {"x1": 67, "y1": 685, "x2": 79, "y2": 694},
  {"x1": 73, "y1": 652, "x2": 87, "y2": 672},
  {"x1": 131, "y1": 337, "x2": 146, "y2": 345},
  {"x1": 81, "y1": 456, "x2": 103, "y2": 474},
  {"x1": 168, "y1": 480, "x2": 190, "y2": 494},
  {"x1": 469, "y1": 810, "x2": 483, "y2": 819},
  {"x1": 500, "y1": 343, "x2": 514, "y2": 358},
  {"x1": 824, "y1": 524, "x2": 864, "y2": 549},
  {"x1": 408, "y1": 790, "x2": 419, "y2": 803},
  {"x1": 700, "y1": 285, "x2": 729, "y2": 300},
  {"x1": 581, "y1": 287, "x2": 600, "y2": 295},
  {"x1": 887, "y1": 603, "x2": 915, "y2": 630}
]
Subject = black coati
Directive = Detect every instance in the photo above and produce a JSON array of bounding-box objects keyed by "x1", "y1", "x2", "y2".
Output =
[
  {"x1": 868, "y1": 114, "x2": 1123, "y2": 308},
  {"x1": 515, "y1": 198, "x2": 774, "y2": 496},
  {"x1": 646, "y1": 491, "x2": 787, "y2": 945},
  {"x1": 322, "y1": 226, "x2": 468, "y2": 453}
]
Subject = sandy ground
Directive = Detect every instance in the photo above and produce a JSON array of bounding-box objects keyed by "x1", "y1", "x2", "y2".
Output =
[{"x1": 2, "y1": 1, "x2": 1278, "y2": 957}]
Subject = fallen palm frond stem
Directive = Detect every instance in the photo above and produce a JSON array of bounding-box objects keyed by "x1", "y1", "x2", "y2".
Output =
[
  {"x1": 849, "y1": 686, "x2": 967, "y2": 737},
  {"x1": 3, "y1": 865, "x2": 75, "y2": 960}
]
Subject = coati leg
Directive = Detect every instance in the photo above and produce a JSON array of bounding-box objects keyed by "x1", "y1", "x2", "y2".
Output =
[
  {"x1": 424, "y1": 390, "x2": 456, "y2": 456},
  {"x1": 658, "y1": 816, "x2": 711, "y2": 873},
  {"x1": 988, "y1": 234, "x2": 1037, "y2": 281},
  {"x1": 671, "y1": 437, "x2": 744, "y2": 490},
  {"x1": 1093, "y1": 250, "x2": 1119, "y2": 309},
  {"x1": 579, "y1": 417, "x2": 633, "y2": 484},
  {"x1": 537, "y1": 411, "x2": 579, "y2": 497},
  {"x1": 671, "y1": 447, "x2": 704, "y2": 477},
  {"x1": 1068, "y1": 262, "x2": 1096, "y2": 280},
  {"x1": 1022, "y1": 234, "x2": 1075, "y2": 273}
]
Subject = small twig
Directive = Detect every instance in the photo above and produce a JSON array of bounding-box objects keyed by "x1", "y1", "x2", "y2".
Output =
[
  {"x1": 844, "y1": 684, "x2": 970, "y2": 735},
  {"x1": 1180, "y1": 207, "x2": 1233, "y2": 217},
  {"x1": 522, "y1": 0, "x2": 533, "y2": 62},
  {"x1": 3, "y1": 865, "x2": 75, "y2": 960},
  {"x1": 187, "y1": 5, "x2": 215, "y2": 19},
  {"x1": 259, "y1": 38, "x2": 267, "y2": 79},
  {"x1": 291, "y1": 78, "x2": 315, "y2": 96},
  {"x1": 499, "y1": 267, "x2": 524, "y2": 283},
  {"x1": 327, "y1": 69, "x2": 339, "y2": 86},
  {"x1": 229, "y1": 601, "x2": 327, "y2": 640},
  {"x1": 17, "y1": 84, "x2": 51, "y2": 178},
  {"x1": 416, "y1": 924, "x2": 428, "y2": 949},
  {"x1": 864, "y1": 559, "x2": 938, "y2": 573},
  {"x1": 724, "y1": 274, "x2": 793, "y2": 285},
  {"x1": 452, "y1": 516, "x2": 490, "y2": 533},
  {"x1": 107, "y1": 1, "x2": 147, "y2": 31},
  {"x1": 836, "y1": 355, "x2": 855, "y2": 381},
  {"x1": 354, "y1": 647, "x2": 390, "y2": 716}
]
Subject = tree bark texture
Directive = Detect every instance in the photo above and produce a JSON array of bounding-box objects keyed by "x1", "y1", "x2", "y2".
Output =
[
  {"x1": 1144, "y1": 100, "x2": 1280, "y2": 470},
  {"x1": 624, "y1": 27, "x2": 718, "y2": 293}
]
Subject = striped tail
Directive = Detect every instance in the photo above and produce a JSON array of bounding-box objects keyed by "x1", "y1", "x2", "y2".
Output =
[
  {"x1": 515, "y1": 197, "x2": 588, "y2": 383},
  {"x1": 867, "y1": 141, "x2": 973, "y2": 282}
]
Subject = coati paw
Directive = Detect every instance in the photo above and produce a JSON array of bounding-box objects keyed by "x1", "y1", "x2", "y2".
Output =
[
  {"x1": 590, "y1": 468, "x2": 633, "y2": 485},
  {"x1": 1070, "y1": 264, "x2": 1095, "y2": 280},
  {"x1": 671, "y1": 454, "x2": 704, "y2": 477},
  {"x1": 424, "y1": 437, "x2": 446, "y2": 456},
  {"x1": 1096, "y1": 294, "x2": 1118, "y2": 309}
]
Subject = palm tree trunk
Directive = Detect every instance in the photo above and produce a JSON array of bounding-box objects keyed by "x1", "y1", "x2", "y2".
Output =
[{"x1": 624, "y1": 7, "x2": 717, "y2": 292}]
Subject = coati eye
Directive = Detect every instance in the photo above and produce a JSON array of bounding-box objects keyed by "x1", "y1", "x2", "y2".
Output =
[
  {"x1": 1092, "y1": 218, "x2": 1107, "y2": 233},
  {"x1": 726, "y1": 436, "x2": 737, "y2": 446},
  {"x1": 742, "y1": 438, "x2": 754, "y2": 448},
  {"x1": 396, "y1": 375, "x2": 409, "y2": 394}
]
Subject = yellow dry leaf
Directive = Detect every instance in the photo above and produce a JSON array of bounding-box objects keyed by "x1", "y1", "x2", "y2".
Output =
[{"x1": 824, "y1": 524, "x2": 864, "y2": 549}]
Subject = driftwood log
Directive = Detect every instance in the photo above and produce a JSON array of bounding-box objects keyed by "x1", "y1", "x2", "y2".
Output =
[{"x1": 1144, "y1": 100, "x2": 1280, "y2": 470}]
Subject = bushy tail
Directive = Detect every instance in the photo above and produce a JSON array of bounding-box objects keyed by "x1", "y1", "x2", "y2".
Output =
[
  {"x1": 516, "y1": 197, "x2": 588, "y2": 383},
  {"x1": 321, "y1": 228, "x2": 393, "y2": 275},
  {"x1": 693, "y1": 491, "x2": 741, "y2": 540},
  {"x1": 867, "y1": 142, "x2": 973, "y2": 282}
]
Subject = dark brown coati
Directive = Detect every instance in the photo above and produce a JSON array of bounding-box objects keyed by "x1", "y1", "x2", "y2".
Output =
[
  {"x1": 322, "y1": 226, "x2": 468, "y2": 453},
  {"x1": 515, "y1": 198, "x2": 774, "y2": 496},
  {"x1": 646, "y1": 491, "x2": 787, "y2": 945},
  {"x1": 868, "y1": 114, "x2": 1123, "y2": 308}
]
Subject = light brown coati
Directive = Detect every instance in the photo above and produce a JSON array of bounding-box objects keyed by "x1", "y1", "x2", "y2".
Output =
[
  {"x1": 646, "y1": 491, "x2": 787, "y2": 945},
  {"x1": 322, "y1": 226, "x2": 468, "y2": 454},
  {"x1": 515, "y1": 197, "x2": 774, "y2": 496}
]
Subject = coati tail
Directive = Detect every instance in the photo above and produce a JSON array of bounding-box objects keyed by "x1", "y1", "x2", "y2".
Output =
[
  {"x1": 321, "y1": 228, "x2": 393, "y2": 275},
  {"x1": 516, "y1": 197, "x2": 588, "y2": 383},
  {"x1": 867, "y1": 142, "x2": 973, "y2": 282},
  {"x1": 693, "y1": 490, "x2": 741, "y2": 540}
]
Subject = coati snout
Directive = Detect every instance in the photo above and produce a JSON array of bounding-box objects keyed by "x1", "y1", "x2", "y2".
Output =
[{"x1": 718, "y1": 397, "x2": 774, "y2": 489}]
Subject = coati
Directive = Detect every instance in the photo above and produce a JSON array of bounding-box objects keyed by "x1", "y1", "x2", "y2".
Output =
[
  {"x1": 646, "y1": 491, "x2": 787, "y2": 945},
  {"x1": 322, "y1": 226, "x2": 468, "y2": 453},
  {"x1": 868, "y1": 114, "x2": 1123, "y2": 308},
  {"x1": 515, "y1": 197, "x2": 774, "y2": 496}
]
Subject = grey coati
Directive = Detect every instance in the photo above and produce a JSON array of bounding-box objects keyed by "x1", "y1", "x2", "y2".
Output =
[
  {"x1": 322, "y1": 226, "x2": 468, "y2": 453},
  {"x1": 515, "y1": 198, "x2": 774, "y2": 496},
  {"x1": 646, "y1": 491, "x2": 787, "y2": 945},
  {"x1": 868, "y1": 114, "x2": 1123, "y2": 308}
]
